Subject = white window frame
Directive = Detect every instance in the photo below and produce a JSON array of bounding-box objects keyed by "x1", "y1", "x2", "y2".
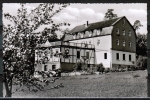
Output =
[
  {"x1": 97, "y1": 29, "x2": 101, "y2": 35},
  {"x1": 123, "y1": 40, "x2": 125, "y2": 46},
  {"x1": 129, "y1": 41, "x2": 131, "y2": 47},
  {"x1": 123, "y1": 29, "x2": 125, "y2": 35},
  {"x1": 116, "y1": 39, "x2": 119, "y2": 46},
  {"x1": 116, "y1": 28, "x2": 119, "y2": 35},
  {"x1": 129, "y1": 30, "x2": 131, "y2": 37}
]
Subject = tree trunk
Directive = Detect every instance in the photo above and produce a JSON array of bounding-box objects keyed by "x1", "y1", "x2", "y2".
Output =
[{"x1": 4, "y1": 81, "x2": 12, "y2": 97}]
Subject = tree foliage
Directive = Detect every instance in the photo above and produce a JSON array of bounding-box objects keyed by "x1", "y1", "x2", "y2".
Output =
[
  {"x1": 136, "y1": 33, "x2": 147, "y2": 56},
  {"x1": 104, "y1": 9, "x2": 118, "y2": 20},
  {"x1": 133, "y1": 20, "x2": 143, "y2": 33},
  {"x1": 3, "y1": 3, "x2": 70, "y2": 97}
]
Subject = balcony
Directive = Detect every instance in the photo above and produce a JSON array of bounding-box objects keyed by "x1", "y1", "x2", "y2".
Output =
[{"x1": 37, "y1": 41, "x2": 95, "y2": 49}]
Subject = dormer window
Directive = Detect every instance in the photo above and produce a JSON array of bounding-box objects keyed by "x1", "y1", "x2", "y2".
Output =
[
  {"x1": 116, "y1": 28, "x2": 119, "y2": 35},
  {"x1": 85, "y1": 31, "x2": 89, "y2": 37},
  {"x1": 123, "y1": 29, "x2": 125, "y2": 35},
  {"x1": 80, "y1": 32, "x2": 84, "y2": 38},
  {"x1": 97, "y1": 29, "x2": 101, "y2": 35},
  {"x1": 89, "y1": 31, "x2": 92, "y2": 37},
  {"x1": 123, "y1": 40, "x2": 125, "y2": 46},
  {"x1": 78, "y1": 32, "x2": 81, "y2": 38},
  {"x1": 129, "y1": 41, "x2": 131, "y2": 47},
  {"x1": 129, "y1": 30, "x2": 131, "y2": 37},
  {"x1": 116, "y1": 39, "x2": 119, "y2": 46},
  {"x1": 73, "y1": 34, "x2": 76, "y2": 39}
]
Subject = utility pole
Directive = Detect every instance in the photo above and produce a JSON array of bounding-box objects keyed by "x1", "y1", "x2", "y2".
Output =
[{"x1": 147, "y1": 7, "x2": 150, "y2": 97}]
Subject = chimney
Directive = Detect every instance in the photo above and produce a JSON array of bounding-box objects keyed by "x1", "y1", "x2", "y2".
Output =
[{"x1": 87, "y1": 21, "x2": 89, "y2": 26}]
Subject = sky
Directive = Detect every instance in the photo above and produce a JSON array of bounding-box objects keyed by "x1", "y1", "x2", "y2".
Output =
[{"x1": 3, "y1": 3, "x2": 147, "y2": 38}]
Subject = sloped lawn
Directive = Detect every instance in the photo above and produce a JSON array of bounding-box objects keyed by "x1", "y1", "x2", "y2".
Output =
[{"x1": 12, "y1": 70, "x2": 147, "y2": 98}]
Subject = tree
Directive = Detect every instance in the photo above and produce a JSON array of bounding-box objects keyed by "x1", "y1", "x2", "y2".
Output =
[
  {"x1": 3, "y1": 3, "x2": 70, "y2": 97},
  {"x1": 133, "y1": 20, "x2": 143, "y2": 34},
  {"x1": 104, "y1": 9, "x2": 118, "y2": 20},
  {"x1": 136, "y1": 33, "x2": 147, "y2": 56}
]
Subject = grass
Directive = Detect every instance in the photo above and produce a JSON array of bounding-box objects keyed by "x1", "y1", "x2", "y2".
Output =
[{"x1": 10, "y1": 70, "x2": 147, "y2": 98}]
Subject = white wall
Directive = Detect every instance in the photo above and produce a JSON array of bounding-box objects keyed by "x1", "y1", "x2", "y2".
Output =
[
  {"x1": 70, "y1": 35, "x2": 112, "y2": 68},
  {"x1": 112, "y1": 50, "x2": 136, "y2": 65}
]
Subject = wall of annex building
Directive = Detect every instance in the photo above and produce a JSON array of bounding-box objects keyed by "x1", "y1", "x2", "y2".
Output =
[
  {"x1": 69, "y1": 35, "x2": 112, "y2": 68},
  {"x1": 34, "y1": 47, "x2": 61, "y2": 72},
  {"x1": 60, "y1": 46, "x2": 95, "y2": 65}
]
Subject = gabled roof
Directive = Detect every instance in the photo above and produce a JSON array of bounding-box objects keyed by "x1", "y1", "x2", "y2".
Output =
[
  {"x1": 69, "y1": 16, "x2": 124, "y2": 34},
  {"x1": 85, "y1": 17, "x2": 123, "y2": 31},
  {"x1": 62, "y1": 16, "x2": 135, "y2": 41},
  {"x1": 69, "y1": 24, "x2": 88, "y2": 33}
]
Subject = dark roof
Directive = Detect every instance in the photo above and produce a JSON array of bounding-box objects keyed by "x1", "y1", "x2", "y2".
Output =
[
  {"x1": 69, "y1": 24, "x2": 88, "y2": 33},
  {"x1": 63, "y1": 16, "x2": 130, "y2": 41},
  {"x1": 69, "y1": 16, "x2": 124, "y2": 33},
  {"x1": 85, "y1": 17, "x2": 123, "y2": 31}
]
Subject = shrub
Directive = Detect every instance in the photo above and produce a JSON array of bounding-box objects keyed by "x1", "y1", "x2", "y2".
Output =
[
  {"x1": 105, "y1": 68, "x2": 110, "y2": 73},
  {"x1": 136, "y1": 55, "x2": 147, "y2": 70},
  {"x1": 97, "y1": 63, "x2": 105, "y2": 74}
]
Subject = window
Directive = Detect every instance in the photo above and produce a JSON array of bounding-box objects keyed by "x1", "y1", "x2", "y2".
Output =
[
  {"x1": 88, "y1": 64, "x2": 90, "y2": 68},
  {"x1": 116, "y1": 28, "x2": 119, "y2": 35},
  {"x1": 97, "y1": 39, "x2": 100, "y2": 46},
  {"x1": 123, "y1": 41, "x2": 125, "y2": 46},
  {"x1": 85, "y1": 31, "x2": 89, "y2": 37},
  {"x1": 73, "y1": 34, "x2": 76, "y2": 39},
  {"x1": 50, "y1": 53, "x2": 53, "y2": 58},
  {"x1": 52, "y1": 65, "x2": 56, "y2": 70},
  {"x1": 116, "y1": 39, "x2": 119, "y2": 46},
  {"x1": 89, "y1": 41, "x2": 91, "y2": 44},
  {"x1": 129, "y1": 55, "x2": 131, "y2": 61},
  {"x1": 122, "y1": 29, "x2": 125, "y2": 35},
  {"x1": 129, "y1": 30, "x2": 131, "y2": 37},
  {"x1": 116, "y1": 53, "x2": 119, "y2": 60},
  {"x1": 44, "y1": 65, "x2": 47, "y2": 71},
  {"x1": 104, "y1": 53, "x2": 107, "y2": 59},
  {"x1": 86, "y1": 52, "x2": 89, "y2": 59},
  {"x1": 81, "y1": 33, "x2": 84, "y2": 38},
  {"x1": 77, "y1": 51, "x2": 80, "y2": 59},
  {"x1": 89, "y1": 31, "x2": 92, "y2": 37},
  {"x1": 97, "y1": 29, "x2": 101, "y2": 35},
  {"x1": 129, "y1": 41, "x2": 131, "y2": 47},
  {"x1": 123, "y1": 54, "x2": 125, "y2": 60}
]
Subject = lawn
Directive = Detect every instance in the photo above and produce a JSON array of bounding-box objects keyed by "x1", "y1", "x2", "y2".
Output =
[{"x1": 11, "y1": 70, "x2": 147, "y2": 98}]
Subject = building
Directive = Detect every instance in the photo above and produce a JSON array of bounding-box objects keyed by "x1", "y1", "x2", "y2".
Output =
[
  {"x1": 34, "y1": 40, "x2": 95, "y2": 73},
  {"x1": 35, "y1": 16, "x2": 136, "y2": 73},
  {"x1": 63, "y1": 16, "x2": 136, "y2": 70}
]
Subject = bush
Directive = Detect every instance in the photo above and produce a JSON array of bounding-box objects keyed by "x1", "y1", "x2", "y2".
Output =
[
  {"x1": 136, "y1": 55, "x2": 147, "y2": 70},
  {"x1": 97, "y1": 63, "x2": 105, "y2": 74},
  {"x1": 104, "y1": 68, "x2": 110, "y2": 73}
]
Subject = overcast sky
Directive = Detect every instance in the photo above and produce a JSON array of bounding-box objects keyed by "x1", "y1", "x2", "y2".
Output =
[{"x1": 3, "y1": 3, "x2": 147, "y2": 38}]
